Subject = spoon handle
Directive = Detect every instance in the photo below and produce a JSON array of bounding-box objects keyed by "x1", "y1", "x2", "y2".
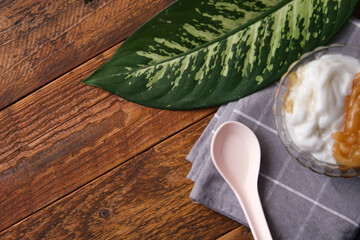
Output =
[{"x1": 235, "y1": 187, "x2": 272, "y2": 240}]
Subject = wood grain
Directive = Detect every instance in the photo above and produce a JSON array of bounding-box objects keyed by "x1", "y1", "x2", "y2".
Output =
[
  {"x1": 0, "y1": 38, "x2": 216, "y2": 231},
  {"x1": 0, "y1": 2, "x2": 215, "y2": 231},
  {"x1": 217, "y1": 227, "x2": 254, "y2": 240},
  {"x1": 0, "y1": 0, "x2": 175, "y2": 110},
  {"x1": 0, "y1": 115, "x2": 239, "y2": 239},
  {"x1": 0, "y1": 94, "x2": 215, "y2": 231},
  {"x1": 0, "y1": 43, "x2": 118, "y2": 162}
]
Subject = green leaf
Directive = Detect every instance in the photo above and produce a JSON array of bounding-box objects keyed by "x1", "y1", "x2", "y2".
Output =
[{"x1": 83, "y1": 0, "x2": 359, "y2": 110}]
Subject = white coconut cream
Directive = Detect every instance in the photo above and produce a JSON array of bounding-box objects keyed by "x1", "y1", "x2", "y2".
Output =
[{"x1": 284, "y1": 54, "x2": 360, "y2": 164}]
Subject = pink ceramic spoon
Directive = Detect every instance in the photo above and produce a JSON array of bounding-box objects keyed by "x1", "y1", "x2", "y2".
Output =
[{"x1": 211, "y1": 121, "x2": 272, "y2": 240}]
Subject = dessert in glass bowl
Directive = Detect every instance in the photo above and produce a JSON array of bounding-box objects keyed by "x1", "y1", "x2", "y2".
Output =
[{"x1": 274, "y1": 45, "x2": 360, "y2": 177}]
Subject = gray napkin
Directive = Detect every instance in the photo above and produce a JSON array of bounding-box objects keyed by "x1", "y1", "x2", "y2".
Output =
[{"x1": 187, "y1": 18, "x2": 360, "y2": 240}]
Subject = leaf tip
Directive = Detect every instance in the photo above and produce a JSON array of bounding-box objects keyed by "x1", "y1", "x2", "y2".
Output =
[{"x1": 82, "y1": 74, "x2": 98, "y2": 86}]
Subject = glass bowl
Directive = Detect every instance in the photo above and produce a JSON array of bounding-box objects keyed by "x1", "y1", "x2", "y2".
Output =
[{"x1": 273, "y1": 44, "x2": 360, "y2": 177}]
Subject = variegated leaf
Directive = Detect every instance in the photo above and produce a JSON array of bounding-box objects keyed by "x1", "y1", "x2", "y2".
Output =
[{"x1": 83, "y1": 0, "x2": 359, "y2": 109}]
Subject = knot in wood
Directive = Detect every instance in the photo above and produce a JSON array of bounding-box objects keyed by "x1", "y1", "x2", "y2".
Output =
[{"x1": 99, "y1": 208, "x2": 111, "y2": 219}]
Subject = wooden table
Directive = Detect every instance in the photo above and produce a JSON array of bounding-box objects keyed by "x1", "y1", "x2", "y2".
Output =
[{"x1": 1, "y1": 1, "x2": 359, "y2": 239}]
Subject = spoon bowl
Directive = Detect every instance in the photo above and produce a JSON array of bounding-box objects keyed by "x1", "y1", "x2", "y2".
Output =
[{"x1": 211, "y1": 121, "x2": 272, "y2": 240}]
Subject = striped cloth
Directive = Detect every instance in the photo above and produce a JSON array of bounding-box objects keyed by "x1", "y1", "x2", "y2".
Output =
[{"x1": 187, "y1": 18, "x2": 360, "y2": 240}]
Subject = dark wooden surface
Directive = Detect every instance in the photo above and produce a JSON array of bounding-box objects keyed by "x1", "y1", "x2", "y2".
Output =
[
  {"x1": 0, "y1": 1, "x2": 359, "y2": 239},
  {"x1": 0, "y1": 0, "x2": 175, "y2": 110}
]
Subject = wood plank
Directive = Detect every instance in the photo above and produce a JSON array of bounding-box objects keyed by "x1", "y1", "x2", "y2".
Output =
[
  {"x1": 217, "y1": 227, "x2": 254, "y2": 240},
  {"x1": 0, "y1": 94, "x2": 215, "y2": 232},
  {"x1": 0, "y1": 0, "x2": 175, "y2": 109},
  {"x1": 0, "y1": 115, "x2": 240, "y2": 239},
  {"x1": 0, "y1": 38, "x2": 216, "y2": 231},
  {"x1": 0, "y1": 43, "x2": 118, "y2": 162}
]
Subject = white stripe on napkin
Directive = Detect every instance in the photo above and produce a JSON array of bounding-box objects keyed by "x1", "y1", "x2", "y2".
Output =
[{"x1": 260, "y1": 173, "x2": 359, "y2": 227}]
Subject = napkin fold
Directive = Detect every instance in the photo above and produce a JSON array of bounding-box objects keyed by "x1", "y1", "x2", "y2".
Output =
[{"x1": 187, "y1": 18, "x2": 360, "y2": 240}]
